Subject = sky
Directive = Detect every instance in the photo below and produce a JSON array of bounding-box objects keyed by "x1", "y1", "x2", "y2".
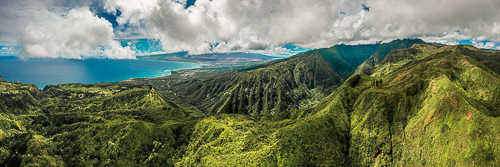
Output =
[{"x1": 1, "y1": 0, "x2": 500, "y2": 59}]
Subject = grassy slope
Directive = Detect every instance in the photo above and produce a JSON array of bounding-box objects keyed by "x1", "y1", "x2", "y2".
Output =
[
  {"x1": 0, "y1": 82, "x2": 198, "y2": 166},
  {"x1": 2, "y1": 42, "x2": 500, "y2": 166},
  {"x1": 178, "y1": 45, "x2": 500, "y2": 166},
  {"x1": 347, "y1": 45, "x2": 500, "y2": 166},
  {"x1": 353, "y1": 39, "x2": 426, "y2": 75},
  {"x1": 142, "y1": 46, "x2": 367, "y2": 116},
  {"x1": 142, "y1": 39, "x2": 420, "y2": 117},
  {"x1": 0, "y1": 80, "x2": 41, "y2": 162},
  {"x1": 309, "y1": 44, "x2": 379, "y2": 78}
]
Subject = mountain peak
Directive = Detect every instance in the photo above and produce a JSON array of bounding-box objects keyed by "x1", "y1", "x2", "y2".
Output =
[{"x1": 390, "y1": 38, "x2": 425, "y2": 43}]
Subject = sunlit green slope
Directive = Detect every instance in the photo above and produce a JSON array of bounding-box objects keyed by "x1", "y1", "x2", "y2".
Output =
[
  {"x1": 2, "y1": 41, "x2": 500, "y2": 166},
  {"x1": 177, "y1": 44, "x2": 500, "y2": 166},
  {"x1": 143, "y1": 39, "x2": 423, "y2": 116},
  {"x1": 0, "y1": 82, "x2": 196, "y2": 166}
]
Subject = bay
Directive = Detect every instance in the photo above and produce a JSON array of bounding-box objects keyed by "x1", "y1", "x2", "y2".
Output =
[{"x1": 0, "y1": 56, "x2": 200, "y2": 88}]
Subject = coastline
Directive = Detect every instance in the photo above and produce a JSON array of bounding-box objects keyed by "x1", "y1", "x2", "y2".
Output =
[{"x1": 0, "y1": 57, "x2": 203, "y2": 89}]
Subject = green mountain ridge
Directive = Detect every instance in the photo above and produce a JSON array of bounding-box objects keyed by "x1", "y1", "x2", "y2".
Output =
[
  {"x1": 1, "y1": 40, "x2": 500, "y2": 166},
  {"x1": 138, "y1": 52, "x2": 275, "y2": 64},
  {"x1": 175, "y1": 43, "x2": 500, "y2": 166},
  {"x1": 133, "y1": 39, "x2": 424, "y2": 116},
  {"x1": 353, "y1": 39, "x2": 426, "y2": 76}
]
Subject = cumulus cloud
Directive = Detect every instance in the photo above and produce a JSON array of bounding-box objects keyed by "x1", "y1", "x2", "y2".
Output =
[
  {"x1": 472, "y1": 40, "x2": 496, "y2": 49},
  {"x1": 101, "y1": 0, "x2": 500, "y2": 54},
  {"x1": 20, "y1": 7, "x2": 135, "y2": 59},
  {"x1": 0, "y1": 0, "x2": 134, "y2": 59},
  {"x1": 0, "y1": 46, "x2": 15, "y2": 56},
  {"x1": 2, "y1": 0, "x2": 500, "y2": 58}
]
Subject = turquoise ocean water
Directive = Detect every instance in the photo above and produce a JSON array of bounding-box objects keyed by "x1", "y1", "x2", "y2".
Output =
[{"x1": 0, "y1": 56, "x2": 200, "y2": 88}]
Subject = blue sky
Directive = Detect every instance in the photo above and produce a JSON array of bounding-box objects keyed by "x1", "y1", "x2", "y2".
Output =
[
  {"x1": 2, "y1": 39, "x2": 499, "y2": 58},
  {"x1": 185, "y1": 0, "x2": 196, "y2": 8},
  {"x1": 117, "y1": 39, "x2": 312, "y2": 57},
  {"x1": 107, "y1": 39, "x2": 500, "y2": 56}
]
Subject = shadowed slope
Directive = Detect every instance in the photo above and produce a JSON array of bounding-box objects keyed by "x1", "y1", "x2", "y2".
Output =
[
  {"x1": 353, "y1": 39, "x2": 425, "y2": 75},
  {"x1": 0, "y1": 79, "x2": 40, "y2": 115},
  {"x1": 177, "y1": 46, "x2": 500, "y2": 166},
  {"x1": 0, "y1": 82, "x2": 196, "y2": 166},
  {"x1": 158, "y1": 39, "x2": 423, "y2": 116},
  {"x1": 4, "y1": 41, "x2": 500, "y2": 166}
]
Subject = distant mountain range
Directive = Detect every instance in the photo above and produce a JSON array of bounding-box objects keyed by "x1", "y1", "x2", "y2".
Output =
[
  {"x1": 138, "y1": 52, "x2": 276, "y2": 64},
  {"x1": 1, "y1": 39, "x2": 500, "y2": 166}
]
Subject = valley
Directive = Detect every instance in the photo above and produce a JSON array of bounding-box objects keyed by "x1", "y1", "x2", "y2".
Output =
[{"x1": 1, "y1": 39, "x2": 500, "y2": 166}]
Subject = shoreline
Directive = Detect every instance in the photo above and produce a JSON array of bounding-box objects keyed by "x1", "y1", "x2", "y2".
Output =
[{"x1": 0, "y1": 57, "x2": 204, "y2": 89}]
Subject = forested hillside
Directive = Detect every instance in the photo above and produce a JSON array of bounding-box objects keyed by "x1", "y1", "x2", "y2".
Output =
[
  {"x1": 2, "y1": 40, "x2": 500, "y2": 166},
  {"x1": 137, "y1": 39, "x2": 424, "y2": 116}
]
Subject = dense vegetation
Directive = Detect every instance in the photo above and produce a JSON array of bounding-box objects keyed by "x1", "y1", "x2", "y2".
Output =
[
  {"x1": 134, "y1": 39, "x2": 424, "y2": 116},
  {"x1": 2, "y1": 39, "x2": 500, "y2": 166}
]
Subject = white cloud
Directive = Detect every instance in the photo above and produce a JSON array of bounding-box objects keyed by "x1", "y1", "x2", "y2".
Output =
[
  {"x1": 101, "y1": 0, "x2": 500, "y2": 54},
  {"x1": 0, "y1": 0, "x2": 134, "y2": 59},
  {"x1": 104, "y1": 0, "x2": 159, "y2": 25},
  {"x1": 3, "y1": 0, "x2": 500, "y2": 57},
  {"x1": 471, "y1": 40, "x2": 496, "y2": 49},
  {"x1": 103, "y1": 41, "x2": 135, "y2": 59},
  {"x1": 105, "y1": 0, "x2": 361, "y2": 54},
  {"x1": 149, "y1": 51, "x2": 167, "y2": 55},
  {"x1": 0, "y1": 46, "x2": 15, "y2": 55},
  {"x1": 20, "y1": 7, "x2": 135, "y2": 59},
  {"x1": 421, "y1": 31, "x2": 471, "y2": 45}
]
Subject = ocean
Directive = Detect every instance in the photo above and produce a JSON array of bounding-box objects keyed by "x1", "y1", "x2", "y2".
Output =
[{"x1": 0, "y1": 56, "x2": 200, "y2": 88}]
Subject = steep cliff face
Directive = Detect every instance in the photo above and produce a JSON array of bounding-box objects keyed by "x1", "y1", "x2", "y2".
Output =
[
  {"x1": 348, "y1": 50, "x2": 500, "y2": 166},
  {"x1": 176, "y1": 45, "x2": 500, "y2": 166},
  {"x1": 172, "y1": 53, "x2": 343, "y2": 115},
  {"x1": 353, "y1": 39, "x2": 426, "y2": 76},
  {"x1": 162, "y1": 39, "x2": 423, "y2": 116},
  {"x1": 3, "y1": 41, "x2": 500, "y2": 166}
]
